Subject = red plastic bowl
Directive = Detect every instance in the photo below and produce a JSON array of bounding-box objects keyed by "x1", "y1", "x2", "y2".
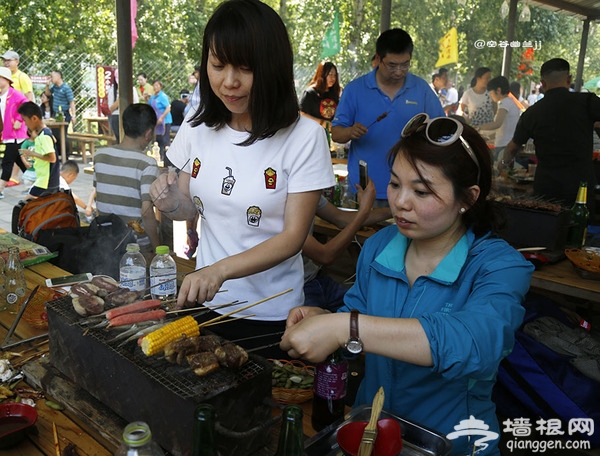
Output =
[
  {"x1": 337, "y1": 418, "x2": 403, "y2": 456},
  {"x1": 0, "y1": 402, "x2": 38, "y2": 449}
]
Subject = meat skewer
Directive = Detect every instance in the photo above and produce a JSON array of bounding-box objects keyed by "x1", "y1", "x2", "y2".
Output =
[
  {"x1": 366, "y1": 111, "x2": 389, "y2": 128},
  {"x1": 107, "y1": 309, "x2": 167, "y2": 327}
]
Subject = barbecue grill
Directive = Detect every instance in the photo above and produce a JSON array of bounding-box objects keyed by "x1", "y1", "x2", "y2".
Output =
[{"x1": 47, "y1": 296, "x2": 273, "y2": 456}]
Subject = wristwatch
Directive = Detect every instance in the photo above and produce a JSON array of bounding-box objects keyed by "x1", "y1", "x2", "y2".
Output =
[{"x1": 345, "y1": 309, "x2": 363, "y2": 354}]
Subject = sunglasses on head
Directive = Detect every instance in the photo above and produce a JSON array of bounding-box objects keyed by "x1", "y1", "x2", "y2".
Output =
[{"x1": 401, "y1": 113, "x2": 481, "y2": 185}]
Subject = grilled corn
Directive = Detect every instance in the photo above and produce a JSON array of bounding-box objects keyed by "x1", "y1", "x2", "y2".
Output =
[{"x1": 141, "y1": 315, "x2": 200, "y2": 356}]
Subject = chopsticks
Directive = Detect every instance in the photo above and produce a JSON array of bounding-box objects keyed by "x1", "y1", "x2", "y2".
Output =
[
  {"x1": 53, "y1": 422, "x2": 61, "y2": 456},
  {"x1": 199, "y1": 288, "x2": 293, "y2": 328}
]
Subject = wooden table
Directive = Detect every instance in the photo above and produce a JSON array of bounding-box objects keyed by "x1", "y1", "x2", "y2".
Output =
[
  {"x1": 82, "y1": 115, "x2": 110, "y2": 135},
  {"x1": 45, "y1": 120, "x2": 69, "y2": 164},
  {"x1": 0, "y1": 232, "x2": 319, "y2": 454}
]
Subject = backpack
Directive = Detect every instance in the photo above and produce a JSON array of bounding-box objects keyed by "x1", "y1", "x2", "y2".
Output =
[
  {"x1": 12, "y1": 191, "x2": 80, "y2": 242},
  {"x1": 493, "y1": 293, "x2": 600, "y2": 447},
  {"x1": 35, "y1": 214, "x2": 135, "y2": 279}
]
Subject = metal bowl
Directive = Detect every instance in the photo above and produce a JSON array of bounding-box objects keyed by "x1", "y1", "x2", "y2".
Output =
[{"x1": 0, "y1": 402, "x2": 38, "y2": 449}]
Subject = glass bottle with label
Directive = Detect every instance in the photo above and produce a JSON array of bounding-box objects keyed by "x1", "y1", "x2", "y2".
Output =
[
  {"x1": 191, "y1": 403, "x2": 218, "y2": 456},
  {"x1": 566, "y1": 182, "x2": 590, "y2": 249},
  {"x1": 311, "y1": 348, "x2": 348, "y2": 431},
  {"x1": 274, "y1": 405, "x2": 304, "y2": 456},
  {"x1": 4, "y1": 247, "x2": 27, "y2": 314},
  {"x1": 149, "y1": 245, "x2": 177, "y2": 305},
  {"x1": 120, "y1": 243, "x2": 147, "y2": 292}
]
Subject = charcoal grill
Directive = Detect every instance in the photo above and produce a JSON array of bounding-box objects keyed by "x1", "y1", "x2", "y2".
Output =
[{"x1": 47, "y1": 296, "x2": 273, "y2": 456}]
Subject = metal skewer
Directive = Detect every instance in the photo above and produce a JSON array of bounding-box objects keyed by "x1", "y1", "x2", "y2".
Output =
[{"x1": 199, "y1": 288, "x2": 293, "y2": 328}]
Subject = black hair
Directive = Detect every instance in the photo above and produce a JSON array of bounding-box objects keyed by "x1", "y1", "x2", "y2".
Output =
[
  {"x1": 487, "y1": 76, "x2": 510, "y2": 95},
  {"x1": 137, "y1": 72, "x2": 148, "y2": 79},
  {"x1": 376, "y1": 28, "x2": 414, "y2": 60},
  {"x1": 509, "y1": 81, "x2": 521, "y2": 99},
  {"x1": 470, "y1": 67, "x2": 491, "y2": 88},
  {"x1": 540, "y1": 58, "x2": 570, "y2": 76},
  {"x1": 17, "y1": 101, "x2": 43, "y2": 119},
  {"x1": 122, "y1": 103, "x2": 157, "y2": 138},
  {"x1": 61, "y1": 159, "x2": 79, "y2": 174},
  {"x1": 387, "y1": 116, "x2": 502, "y2": 236},
  {"x1": 51, "y1": 69, "x2": 63, "y2": 79},
  {"x1": 191, "y1": 0, "x2": 299, "y2": 146}
]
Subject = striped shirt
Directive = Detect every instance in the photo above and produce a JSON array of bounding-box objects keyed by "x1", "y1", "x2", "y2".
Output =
[
  {"x1": 50, "y1": 82, "x2": 74, "y2": 113},
  {"x1": 93, "y1": 147, "x2": 160, "y2": 248}
]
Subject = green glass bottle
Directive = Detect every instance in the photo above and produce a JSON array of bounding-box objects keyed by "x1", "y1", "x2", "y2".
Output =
[
  {"x1": 191, "y1": 403, "x2": 218, "y2": 456},
  {"x1": 274, "y1": 405, "x2": 304, "y2": 456},
  {"x1": 566, "y1": 182, "x2": 590, "y2": 249},
  {"x1": 56, "y1": 105, "x2": 64, "y2": 122}
]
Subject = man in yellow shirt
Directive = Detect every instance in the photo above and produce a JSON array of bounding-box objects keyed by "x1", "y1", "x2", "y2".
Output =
[{"x1": 2, "y1": 51, "x2": 34, "y2": 101}]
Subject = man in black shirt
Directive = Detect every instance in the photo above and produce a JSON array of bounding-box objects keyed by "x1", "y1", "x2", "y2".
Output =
[
  {"x1": 502, "y1": 58, "x2": 600, "y2": 213},
  {"x1": 170, "y1": 89, "x2": 189, "y2": 134}
]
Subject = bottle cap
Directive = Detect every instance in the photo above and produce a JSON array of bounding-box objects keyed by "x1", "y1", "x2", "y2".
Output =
[
  {"x1": 126, "y1": 243, "x2": 140, "y2": 252},
  {"x1": 155, "y1": 245, "x2": 169, "y2": 255}
]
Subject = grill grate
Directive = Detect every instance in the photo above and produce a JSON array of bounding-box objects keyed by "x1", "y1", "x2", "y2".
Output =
[{"x1": 48, "y1": 296, "x2": 266, "y2": 399}]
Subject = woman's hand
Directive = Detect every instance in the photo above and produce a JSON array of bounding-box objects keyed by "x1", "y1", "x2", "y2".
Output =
[
  {"x1": 280, "y1": 310, "x2": 346, "y2": 363},
  {"x1": 149, "y1": 171, "x2": 180, "y2": 212},
  {"x1": 286, "y1": 305, "x2": 328, "y2": 328},
  {"x1": 176, "y1": 264, "x2": 226, "y2": 308}
]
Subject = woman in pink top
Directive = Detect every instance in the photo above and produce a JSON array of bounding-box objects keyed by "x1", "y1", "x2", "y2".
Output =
[{"x1": 0, "y1": 66, "x2": 29, "y2": 198}]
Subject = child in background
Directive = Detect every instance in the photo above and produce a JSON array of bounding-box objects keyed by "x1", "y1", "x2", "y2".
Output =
[
  {"x1": 16, "y1": 102, "x2": 60, "y2": 200},
  {"x1": 19, "y1": 135, "x2": 37, "y2": 187},
  {"x1": 59, "y1": 159, "x2": 95, "y2": 218}
]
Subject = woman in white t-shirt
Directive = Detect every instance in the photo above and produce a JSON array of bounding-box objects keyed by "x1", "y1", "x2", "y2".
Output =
[
  {"x1": 459, "y1": 67, "x2": 496, "y2": 126},
  {"x1": 149, "y1": 0, "x2": 335, "y2": 356},
  {"x1": 476, "y1": 76, "x2": 522, "y2": 162}
]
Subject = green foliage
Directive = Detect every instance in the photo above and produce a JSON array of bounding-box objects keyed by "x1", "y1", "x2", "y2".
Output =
[{"x1": 1, "y1": 0, "x2": 599, "y2": 94}]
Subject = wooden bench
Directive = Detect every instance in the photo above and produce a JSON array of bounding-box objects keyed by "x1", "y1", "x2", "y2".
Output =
[{"x1": 67, "y1": 132, "x2": 116, "y2": 164}]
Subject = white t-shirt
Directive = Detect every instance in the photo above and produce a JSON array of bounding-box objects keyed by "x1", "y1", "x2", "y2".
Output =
[
  {"x1": 494, "y1": 96, "x2": 522, "y2": 148},
  {"x1": 460, "y1": 88, "x2": 495, "y2": 126},
  {"x1": 167, "y1": 116, "x2": 335, "y2": 320}
]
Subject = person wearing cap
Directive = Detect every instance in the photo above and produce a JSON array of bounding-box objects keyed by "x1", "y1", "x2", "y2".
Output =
[
  {"x1": 501, "y1": 58, "x2": 600, "y2": 214},
  {"x1": 0, "y1": 66, "x2": 29, "y2": 199},
  {"x1": 1, "y1": 51, "x2": 34, "y2": 102}
]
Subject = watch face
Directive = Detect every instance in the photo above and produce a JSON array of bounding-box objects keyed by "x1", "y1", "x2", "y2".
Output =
[{"x1": 346, "y1": 339, "x2": 363, "y2": 354}]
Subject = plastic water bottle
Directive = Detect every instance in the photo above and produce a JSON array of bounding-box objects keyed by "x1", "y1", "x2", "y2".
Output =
[
  {"x1": 115, "y1": 421, "x2": 164, "y2": 456},
  {"x1": 3, "y1": 247, "x2": 27, "y2": 314},
  {"x1": 120, "y1": 243, "x2": 147, "y2": 292},
  {"x1": 149, "y1": 245, "x2": 177, "y2": 304}
]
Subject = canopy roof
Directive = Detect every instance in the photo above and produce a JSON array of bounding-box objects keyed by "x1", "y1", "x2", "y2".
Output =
[{"x1": 529, "y1": 0, "x2": 600, "y2": 21}]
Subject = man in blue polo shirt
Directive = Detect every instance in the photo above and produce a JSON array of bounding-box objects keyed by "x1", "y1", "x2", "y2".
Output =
[
  {"x1": 332, "y1": 28, "x2": 444, "y2": 206},
  {"x1": 46, "y1": 70, "x2": 76, "y2": 124}
]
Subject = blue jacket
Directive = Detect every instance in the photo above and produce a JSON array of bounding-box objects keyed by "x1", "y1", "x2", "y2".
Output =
[{"x1": 340, "y1": 225, "x2": 534, "y2": 455}]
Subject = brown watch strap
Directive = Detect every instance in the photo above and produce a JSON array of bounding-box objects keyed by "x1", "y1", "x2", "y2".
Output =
[{"x1": 350, "y1": 309, "x2": 359, "y2": 340}]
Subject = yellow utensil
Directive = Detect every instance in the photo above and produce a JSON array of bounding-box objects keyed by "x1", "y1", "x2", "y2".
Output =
[{"x1": 357, "y1": 386, "x2": 385, "y2": 456}]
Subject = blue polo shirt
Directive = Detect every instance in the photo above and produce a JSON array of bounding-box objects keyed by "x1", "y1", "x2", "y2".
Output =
[
  {"x1": 50, "y1": 82, "x2": 74, "y2": 116},
  {"x1": 333, "y1": 69, "x2": 445, "y2": 199}
]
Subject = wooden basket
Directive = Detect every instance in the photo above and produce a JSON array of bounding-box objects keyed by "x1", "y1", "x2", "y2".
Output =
[
  {"x1": 565, "y1": 248, "x2": 600, "y2": 274},
  {"x1": 21, "y1": 287, "x2": 65, "y2": 329},
  {"x1": 270, "y1": 359, "x2": 315, "y2": 405}
]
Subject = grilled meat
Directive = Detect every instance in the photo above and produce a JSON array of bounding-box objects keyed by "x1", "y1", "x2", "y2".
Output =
[
  {"x1": 187, "y1": 352, "x2": 220, "y2": 377},
  {"x1": 214, "y1": 343, "x2": 248, "y2": 369}
]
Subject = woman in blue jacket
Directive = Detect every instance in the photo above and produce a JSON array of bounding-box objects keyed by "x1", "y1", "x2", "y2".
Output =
[{"x1": 281, "y1": 113, "x2": 534, "y2": 455}]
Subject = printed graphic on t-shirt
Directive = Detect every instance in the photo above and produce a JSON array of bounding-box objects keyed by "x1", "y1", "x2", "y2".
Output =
[
  {"x1": 247, "y1": 206, "x2": 262, "y2": 227},
  {"x1": 193, "y1": 195, "x2": 205, "y2": 218},
  {"x1": 221, "y1": 167, "x2": 236, "y2": 195},
  {"x1": 320, "y1": 98, "x2": 337, "y2": 120},
  {"x1": 191, "y1": 158, "x2": 201, "y2": 178},
  {"x1": 264, "y1": 167, "x2": 277, "y2": 190}
]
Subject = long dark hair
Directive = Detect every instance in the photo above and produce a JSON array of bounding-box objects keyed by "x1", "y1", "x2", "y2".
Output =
[
  {"x1": 191, "y1": 0, "x2": 299, "y2": 146},
  {"x1": 309, "y1": 61, "x2": 341, "y2": 101},
  {"x1": 388, "y1": 119, "x2": 502, "y2": 236},
  {"x1": 470, "y1": 67, "x2": 491, "y2": 88}
]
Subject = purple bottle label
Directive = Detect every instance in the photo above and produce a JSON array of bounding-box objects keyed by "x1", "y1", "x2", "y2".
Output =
[{"x1": 314, "y1": 363, "x2": 348, "y2": 400}]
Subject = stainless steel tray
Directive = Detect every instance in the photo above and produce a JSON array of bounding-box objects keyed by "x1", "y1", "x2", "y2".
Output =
[{"x1": 304, "y1": 405, "x2": 453, "y2": 456}]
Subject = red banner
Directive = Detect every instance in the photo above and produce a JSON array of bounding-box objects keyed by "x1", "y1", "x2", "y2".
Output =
[{"x1": 96, "y1": 65, "x2": 117, "y2": 117}]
